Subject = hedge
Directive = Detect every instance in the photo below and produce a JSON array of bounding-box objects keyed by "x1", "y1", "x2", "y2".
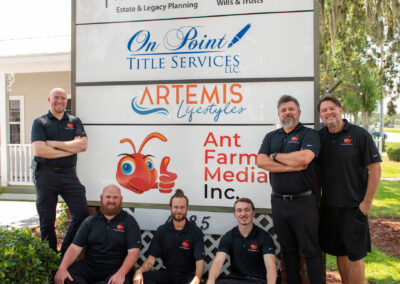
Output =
[
  {"x1": 387, "y1": 143, "x2": 400, "y2": 162},
  {"x1": 0, "y1": 227, "x2": 60, "y2": 283}
]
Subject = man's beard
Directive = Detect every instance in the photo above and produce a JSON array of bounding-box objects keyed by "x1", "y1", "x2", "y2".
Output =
[
  {"x1": 172, "y1": 212, "x2": 187, "y2": 222},
  {"x1": 324, "y1": 116, "x2": 341, "y2": 128},
  {"x1": 100, "y1": 202, "x2": 122, "y2": 216},
  {"x1": 281, "y1": 116, "x2": 299, "y2": 128}
]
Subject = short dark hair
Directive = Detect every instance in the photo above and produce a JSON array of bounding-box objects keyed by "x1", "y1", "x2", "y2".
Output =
[
  {"x1": 233, "y1": 197, "x2": 255, "y2": 212},
  {"x1": 277, "y1": 95, "x2": 300, "y2": 109},
  {"x1": 317, "y1": 96, "x2": 342, "y2": 113},
  {"x1": 169, "y1": 189, "x2": 189, "y2": 206}
]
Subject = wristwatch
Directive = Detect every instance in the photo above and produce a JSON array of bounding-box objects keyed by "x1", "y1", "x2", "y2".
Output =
[{"x1": 272, "y1": 152, "x2": 278, "y2": 162}]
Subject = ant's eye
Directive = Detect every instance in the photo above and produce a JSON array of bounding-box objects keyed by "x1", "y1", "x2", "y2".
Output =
[
  {"x1": 121, "y1": 160, "x2": 135, "y2": 175},
  {"x1": 145, "y1": 160, "x2": 154, "y2": 170}
]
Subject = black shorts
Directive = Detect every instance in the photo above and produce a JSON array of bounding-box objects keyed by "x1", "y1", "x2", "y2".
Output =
[
  {"x1": 319, "y1": 206, "x2": 371, "y2": 261},
  {"x1": 216, "y1": 275, "x2": 266, "y2": 284}
]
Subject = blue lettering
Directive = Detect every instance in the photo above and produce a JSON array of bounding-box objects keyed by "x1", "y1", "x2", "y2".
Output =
[
  {"x1": 127, "y1": 30, "x2": 159, "y2": 52},
  {"x1": 213, "y1": 56, "x2": 224, "y2": 67},
  {"x1": 164, "y1": 26, "x2": 228, "y2": 51},
  {"x1": 233, "y1": 55, "x2": 240, "y2": 66},
  {"x1": 176, "y1": 100, "x2": 246, "y2": 122},
  {"x1": 171, "y1": 56, "x2": 178, "y2": 68}
]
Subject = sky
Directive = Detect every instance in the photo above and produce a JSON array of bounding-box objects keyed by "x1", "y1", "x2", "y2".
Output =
[{"x1": 0, "y1": 0, "x2": 70, "y2": 56}]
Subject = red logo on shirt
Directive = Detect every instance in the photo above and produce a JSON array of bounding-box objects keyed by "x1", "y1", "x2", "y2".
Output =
[
  {"x1": 182, "y1": 240, "x2": 190, "y2": 248},
  {"x1": 250, "y1": 242, "x2": 258, "y2": 250},
  {"x1": 67, "y1": 123, "x2": 74, "y2": 128},
  {"x1": 291, "y1": 135, "x2": 299, "y2": 142},
  {"x1": 344, "y1": 136, "x2": 352, "y2": 143},
  {"x1": 116, "y1": 223, "x2": 124, "y2": 230}
]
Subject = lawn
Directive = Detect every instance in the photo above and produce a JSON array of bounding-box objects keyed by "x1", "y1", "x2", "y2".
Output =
[
  {"x1": 326, "y1": 248, "x2": 400, "y2": 283},
  {"x1": 384, "y1": 128, "x2": 400, "y2": 133},
  {"x1": 370, "y1": 180, "x2": 400, "y2": 219},
  {"x1": 381, "y1": 156, "x2": 400, "y2": 179}
]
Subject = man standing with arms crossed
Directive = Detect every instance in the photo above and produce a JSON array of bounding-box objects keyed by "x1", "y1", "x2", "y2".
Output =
[
  {"x1": 257, "y1": 95, "x2": 324, "y2": 283},
  {"x1": 317, "y1": 96, "x2": 381, "y2": 284},
  {"x1": 31, "y1": 88, "x2": 89, "y2": 255},
  {"x1": 134, "y1": 189, "x2": 205, "y2": 284},
  {"x1": 206, "y1": 198, "x2": 276, "y2": 284}
]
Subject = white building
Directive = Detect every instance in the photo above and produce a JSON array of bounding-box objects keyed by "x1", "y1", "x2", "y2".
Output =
[{"x1": 0, "y1": 0, "x2": 71, "y2": 195}]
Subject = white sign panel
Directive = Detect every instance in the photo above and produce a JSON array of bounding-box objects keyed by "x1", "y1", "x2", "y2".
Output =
[
  {"x1": 77, "y1": 125, "x2": 274, "y2": 208},
  {"x1": 76, "y1": 81, "x2": 314, "y2": 124},
  {"x1": 76, "y1": 12, "x2": 313, "y2": 82},
  {"x1": 77, "y1": 0, "x2": 313, "y2": 23},
  {"x1": 74, "y1": 1, "x2": 316, "y2": 210}
]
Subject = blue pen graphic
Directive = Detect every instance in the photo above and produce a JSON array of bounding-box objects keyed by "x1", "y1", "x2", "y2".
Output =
[{"x1": 228, "y1": 23, "x2": 251, "y2": 48}]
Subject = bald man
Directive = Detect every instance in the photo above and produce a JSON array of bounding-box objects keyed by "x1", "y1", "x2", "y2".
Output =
[
  {"x1": 54, "y1": 185, "x2": 141, "y2": 284},
  {"x1": 31, "y1": 88, "x2": 89, "y2": 254}
]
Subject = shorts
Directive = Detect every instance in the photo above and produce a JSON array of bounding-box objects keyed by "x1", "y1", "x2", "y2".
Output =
[
  {"x1": 319, "y1": 206, "x2": 371, "y2": 261},
  {"x1": 216, "y1": 274, "x2": 266, "y2": 284}
]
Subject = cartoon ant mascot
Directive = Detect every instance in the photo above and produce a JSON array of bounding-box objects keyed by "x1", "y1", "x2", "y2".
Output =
[{"x1": 116, "y1": 132, "x2": 177, "y2": 194}]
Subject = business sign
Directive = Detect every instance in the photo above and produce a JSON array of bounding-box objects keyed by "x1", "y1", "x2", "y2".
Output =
[
  {"x1": 76, "y1": 0, "x2": 313, "y2": 23},
  {"x1": 76, "y1": 82, "x2": 314, "y2": 124},
  {"x1": 74, "y1": 1, "x2": 316, "y2": 210},
  {"x1": 76, "y1": 12, "x2": 313, "y2": 82},
  {"x1": 78, "y1": 125, "x2": 273, "y2": 208}
]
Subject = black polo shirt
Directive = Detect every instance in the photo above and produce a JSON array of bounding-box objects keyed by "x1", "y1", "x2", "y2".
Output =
[
  {"x1": 318, "y1": 120, "x2": 381, "y2": 207},
  {"x1": 148, "y1": 219, "x2": 205, "y2": 273},
  {"x1": 258, "y1": 123, "x2": 320, "y2": 194},
  {"x1": 31, "y1": 111, "x2": 87, "y2": 168},
  {"x1": 72, "y1": 210, "x2": 141, "y2": 269},
  {"x1": 218, "y1": 225, "x2": 275, "y2": 280}
]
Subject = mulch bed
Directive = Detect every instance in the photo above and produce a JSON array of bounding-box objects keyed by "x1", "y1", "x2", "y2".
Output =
[{"x1": 369, "y1": 218, "x2": 400, "y2": 259}]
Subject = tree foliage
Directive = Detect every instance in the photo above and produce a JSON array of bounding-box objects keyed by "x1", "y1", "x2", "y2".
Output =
[{"x1": 319, "y1": 0, "x2": 400, "y2": 127}]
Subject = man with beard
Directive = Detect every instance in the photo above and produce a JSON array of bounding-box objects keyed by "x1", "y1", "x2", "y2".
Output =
[
  {"x1": 206, "y1": 198, "x2": 277, "y2": 284},
  {"x1": 31, "y1": 88, "x2": 89, "y2": 255},
  {"x1": 133, "y1": 189, "x2": 205, "y2": 284},
  {"x1": 257, "y1": 95, "x2": 324, "y2": 283},
  {"x1": 317, "y1": 97, "x2": 381, "y2": 284},
  {"x1": 54, "y1": 184, "x2": 141, "y2": 284}
]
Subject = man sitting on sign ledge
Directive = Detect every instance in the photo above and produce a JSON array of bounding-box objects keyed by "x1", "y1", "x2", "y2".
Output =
[
  {"x1": 54, "y1": 184, "x2": 141, "y2": 284},
  {"x1": 133, "y1": 189, "x2": 205, "y2": 284},
  {"x1": 206, "y1": 197, "x2": 277, "y2": 284}
]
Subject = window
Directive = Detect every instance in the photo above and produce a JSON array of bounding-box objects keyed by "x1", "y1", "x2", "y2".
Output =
[
  {"x1": 9, "y1": 96, "x2": 25, "y2": 144},
  {"x1": 66, "y1": 94, "x2": 72, "y2": 114}
]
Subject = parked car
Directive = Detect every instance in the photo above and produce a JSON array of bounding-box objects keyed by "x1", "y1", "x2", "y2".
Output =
[{"x1": 368, "y1": 127, "x2": 388, "y2": 139}]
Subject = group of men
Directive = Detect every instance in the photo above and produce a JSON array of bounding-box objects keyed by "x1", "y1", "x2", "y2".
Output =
[
  {"x1": 257, "y1": 95, "x2": 381, "y2": 284},
  {"x1": 52, "y1": 185, "x2": 276, "y2": 284},
  {"x1": 32, "y1": 88, "x2": 380, "y2": 283}
]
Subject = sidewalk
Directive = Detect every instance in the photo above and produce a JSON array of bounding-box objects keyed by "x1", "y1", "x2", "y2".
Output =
[{"x1": 0, "y1": 201, "x2": 39, "y2": 228}]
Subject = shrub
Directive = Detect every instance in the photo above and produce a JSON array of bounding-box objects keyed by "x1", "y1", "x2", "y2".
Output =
[
  {"x1": 56, "y1": 203, "x2": 68, "y2": 238},
  {"x1": 0, "y1": 227, "x2": 60, "y2": 283},
  {"x1": 387, "y1": 143, "x2": 400, "y2": 162}
]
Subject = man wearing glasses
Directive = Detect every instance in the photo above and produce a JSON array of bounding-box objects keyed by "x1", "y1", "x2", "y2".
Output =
[{"x1": 134, "y1": 189, "x2": 205, "y2": 284}]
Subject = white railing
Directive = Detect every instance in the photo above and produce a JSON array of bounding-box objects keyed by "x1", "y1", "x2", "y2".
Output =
[{"x1": 7, "y1": 144, "x2": 34, "y2": 185}]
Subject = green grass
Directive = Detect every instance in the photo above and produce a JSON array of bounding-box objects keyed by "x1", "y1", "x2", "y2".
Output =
[
  {"x1": 381, "y1": 157, "x2": 400, "y2": 178},
  {"x1": 369, "y1": 180, "x2": 400, "y2": 219},
  {"x1": 326, "y1": 247, "x2": 400, "y2": 283},
  {"x1": 384, "y1": 128, "x2": 400, "y2": 133}
]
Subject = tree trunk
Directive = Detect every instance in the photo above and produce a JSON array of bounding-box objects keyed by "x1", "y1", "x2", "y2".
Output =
[
  {"x1": 353, "y1": 113, "x2": 359, "y2": 125},
  {"x1": 361, "y1": 110, "x2": 369, "y2": 129}
]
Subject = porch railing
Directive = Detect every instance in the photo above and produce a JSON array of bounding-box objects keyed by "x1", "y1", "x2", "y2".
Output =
[{"x1": 7, "y1": 144, "x2": 34, "y2": 186}]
